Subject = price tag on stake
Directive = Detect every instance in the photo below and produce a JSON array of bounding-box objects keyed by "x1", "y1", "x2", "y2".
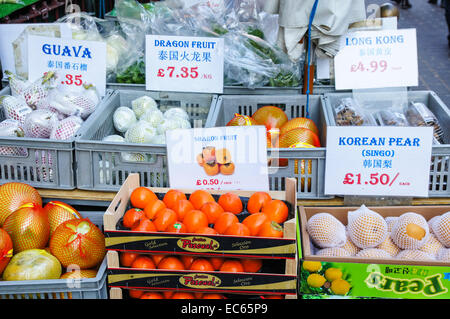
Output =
[
  {"x1": 145, "y1": 35, "x2": 224, "y2": 93},
  {"x1": 324, "y1": 126, "x2": 433, "y2": 197},
  {"x1": 334, "y1": 28, "x2": 418, "y2": 90},
  {"x1": 27, "y1": 35, "x2": 107, "y2": 96}
]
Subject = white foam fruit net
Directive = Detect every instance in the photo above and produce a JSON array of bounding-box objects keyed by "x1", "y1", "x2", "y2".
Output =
[
  {"x1": 391, "y1": 212, "x2": 430, "y2": 250},
  {"x1": 341, "y1": 233, "x2": 361, "y2": 256},
  {"x1": 347, "y1": 205, "x2": 388, "y2": 249},
  {"x1": 306, "y1": 213, "x2": 346, "y2": 248},
  {"x1": 316, "y1": 247, "x2": 351, "y2": 257},
  {"x1": 385, "y1": 216, "x2": 398, "y2": 233},
  {"x1": 419, "y1": 234, "x2": 444, "y2": 257},
  {"x1": 396, "y1": 250, "x2": 435, "y2": 261},
  {"x1": 356, "y1": 248, "x2": 392, "y2": 259},
  {"x1": 432, "y1": 212, "x2": 450, "y2": 247},
  {"x1": 377, "y1": 234, "x2": 401, "y2": 257},
  {"x1": 436, "y1": 248, "x2": 450, "y2": 261}
]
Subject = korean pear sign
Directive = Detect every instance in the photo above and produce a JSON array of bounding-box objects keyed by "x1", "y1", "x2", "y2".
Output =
[
  {"x1": 145, "y1": 35, "x2": 224, "y2": 93},
  {"x1": 324, "y1": 126, "x2": 433, "y2": 197},
  {"x1": 334, "y1": 28, "x2": 418, "y2": 90},
  {"x1": 27, "y1": 35, "x2": 107, "y2": 96}
]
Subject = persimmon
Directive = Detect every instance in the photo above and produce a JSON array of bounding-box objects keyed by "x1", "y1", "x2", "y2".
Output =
[
  {"x1": 144, "y1": 199, "x2": 166, "y2": 220},
  {"x1": 258, "y1": 221, "x2": 284, "y2": 238},
  {"x1": 213, "y1": 212, "x2": 239, "y2": 234},
  {"x1": 240, "y1": 258, "x2": 263, "y2": 273},
  {"x1": 129, "y1": 289, "x2": 144, "y2": 299},
  {"x1": 196, "y1": 153, "x2": 204, "y2": 166},
  {"x1": 150, "y1": 254, "x2": 166, "y2": 267},
  {"x1": 219, "y1": 162, "x2": 235, "y2": 175},
  {"x1": 261, "y1": 199, "x2": 289, "y2": 224},
  {"x1": 189, "y1": 258, "x2": 214, "y2": 271},
  {"x1": 153, "y1": 208, "x2": 177, "y2": 232},
  {"x1": 189, "y1": 190, "x2": 215, "y2": 210},
  {"x1": 157, "y1": 256, "x2": 184, "y2": 270},
  {"x1": 203, "y1": 162, "x2": 219, "y2": 176},
  {"x1": 172, "y1": 199, "x2": 194, "y2": 222},
  {"x1": 183, "y1": 210, "x2": 209, "y2": 233},
  {"x1": 132, "y1": 218, "x2": 157, "y2": 232},
  {"x1": 130, "y1": 187, "x2": 158, "y2": 209},
  {"x1": 120, "y1": 252, "x2": 139, "y2": 267},
  {"x1": 209, "y1": 257, "x2": 225, "y2": 270},
  {"x1": 180, "y1": 255, "x2": 196, "y2": 269},
  {"x1": 224, "y1": 222, "x2": 250, "y2": 236},
  {"x1": 218, "y1": 193, "x2": 243, "y2": 215},
  {"x1": 166, "y1": 221, "x2": 187, "y2": 233},
  {"x1": 195, "y1": 226, "x2": 218, "y2": 235},
  {"x1": 202, "y1": 146, "x2": 216, "y2": 163},
  {"x1": 172, "y1": 292, "x2": 195, "y2": 299},
  {"x1": 122, "y1": 208, "x2": 146, "y2": 229},
  {"x1": 140, "y1": 292, "x2": 164, "y2": 299},
  {"x1": 215, "y1": 148, "x2": 232, "y2": 165},
  {"x1": 131, "y1": 256, "x2": 156, "y2": 269},
  {"x1": 247, "y1": 192, "x2": 272, "y2": 214},
  {"x1": 200, "y1": 201, "x2": 224, "y2": 224},
  {"x1": 163, "y1": 190, "x2": 186, "y2": 209},
  {"x1": 242, "y1": 213, "x2": 269, "y2": 236},
  {"x1": 219, "y1": 260, "x2": 244, "y2": 273}
]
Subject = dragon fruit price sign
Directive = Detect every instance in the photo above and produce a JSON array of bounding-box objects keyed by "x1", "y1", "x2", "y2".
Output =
[
  {"x1": 27, "y1": 35, "x2": 107, "y2": 96},
  {"x1": 324, "y1": 126, "x2": 433, "y2": 197},
  {"x1": 145, "y1": 35, "x2": 224, "y2": 93}
]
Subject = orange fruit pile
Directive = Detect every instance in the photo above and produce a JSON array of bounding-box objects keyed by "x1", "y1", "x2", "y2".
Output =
[{"x1": 123, "y1": 188, "x2": 290, "y2": 238}]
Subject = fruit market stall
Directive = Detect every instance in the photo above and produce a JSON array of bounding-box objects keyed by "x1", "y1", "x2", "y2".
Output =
[{"x1": 0, "y1": 0, "x2": 449, "y2": 303}]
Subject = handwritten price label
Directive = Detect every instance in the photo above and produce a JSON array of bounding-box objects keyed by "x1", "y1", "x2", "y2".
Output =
[
  {"x1": 335, "y1": 28, "x2": 418, "y2": 90},
  {"x1": 146, "y1": 35, "x2": 224, "y2": 93},
  {"x1": 325, "y1": 126, "x2": 433, "y2": 197}
]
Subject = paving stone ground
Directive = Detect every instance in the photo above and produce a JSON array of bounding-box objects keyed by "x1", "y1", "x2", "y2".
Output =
[{"x1": 368, "y1": 0, "x2": 450, "y2": 106}]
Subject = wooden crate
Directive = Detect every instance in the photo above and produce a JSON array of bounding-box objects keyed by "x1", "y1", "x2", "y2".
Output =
[{"x1": 104, "y1": 173, "x2": 298, "y2": 299}]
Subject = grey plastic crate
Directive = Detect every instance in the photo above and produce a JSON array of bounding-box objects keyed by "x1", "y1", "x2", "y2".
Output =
[
  {"x1": 75, "y1": 89, "x2": 218, "y2": 191},
  {"x1": 0, "y1": 210, "x2": 107, "y2": 299},
  {"x1": 0, "y1": 87, "x2": 113, "y2": 190},
  {"x1": 323, "y1": 90, "x2": 450, "y2": 198},
  {"x1": 208, "y1": 94, "x2": 331, "y2": 199},
  {"x1": 106, "y1": 83, "x2": 337, "y2": 95}
]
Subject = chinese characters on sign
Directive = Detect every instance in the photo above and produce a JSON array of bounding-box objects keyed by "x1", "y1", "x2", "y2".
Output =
[
  {"x1": 324, "y1": 126, "x2": 433, "y2": 197},
  {"x1": 334, "y1": 28, "x2": 418, "y2": 90},
  {"x1": 146, "y1": 35, "x2": 224, "y2": 93},
  {"x1": 27, "y1": 35, "x2": 107, "y2": 96}
]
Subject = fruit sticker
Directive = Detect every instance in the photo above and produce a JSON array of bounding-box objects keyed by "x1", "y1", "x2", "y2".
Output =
[{"x1": 166, "y1": 126, "x2": 269, "y2": 191}]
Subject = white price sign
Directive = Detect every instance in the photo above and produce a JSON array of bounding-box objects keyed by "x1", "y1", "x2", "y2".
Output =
[
  {"x1": 27, "y1": 35, "x2": 107, "y2": 96},
  {"x1": 334, "y1": 28, "x2": 418, "y2": 90},
  {"x1": 145, "y1": 35, "x2": 224, "y2": 93},
  {"x1": 166, "y1": 126, "x2": 269, "y2": 191},
  {"x1": 324, "y1": 126, "x2": 433, "y2": 197}
]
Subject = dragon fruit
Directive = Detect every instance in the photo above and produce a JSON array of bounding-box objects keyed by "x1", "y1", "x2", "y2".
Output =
[
  {"x1": 0, "y1": 119, "x2": 27, "y2": 156},
  {"x1": 50, "y1": 116, "x2": 83, "y2": 140},
  {"x1": 131, "y1": 96, "x2": 158, "y2": 119},
  {"x1": 0, "y1": 95, "x2": 32, "y2": 124},
  {"x1": 113, "y1": 107, "x2": 137, "y2": 133},
  {"x1": 164, "y1": 107, "x2": 190, "y2": 121},
  {"x1": 125, "y1": 121, "x2": 157, "y2": 144},
  {"x1": 140, "y1": 109, "x2": 164, "y2": 128},
  {"x1": 23, "y1": 110, "x2": 59, "y2": 138}
]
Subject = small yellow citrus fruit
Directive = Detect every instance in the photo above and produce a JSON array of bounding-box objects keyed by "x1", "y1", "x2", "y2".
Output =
[
  {"x1": 324, "y1": 268, "x2": 343, "y2": 282},
  {"x1": 330, "y1": 279, "x2": 351, "y2": 295},
  {"x1": 307, "y1": 273, "x2": 326, "y2": 288},
  {"x1": 302, "y1": 261, "x2": 322, "y2": 272}
]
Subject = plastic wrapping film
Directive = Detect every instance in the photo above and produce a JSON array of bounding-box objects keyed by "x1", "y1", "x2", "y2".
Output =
[{"x1": 113, "y1": 0, "x2": 301, "y2": 88}]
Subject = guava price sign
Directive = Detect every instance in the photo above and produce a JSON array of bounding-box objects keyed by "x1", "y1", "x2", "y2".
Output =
[
  {"x1": 334, "y1": 28, "x2": 418, "y2": 90},
  {"x1": 145, "y1": 35, "x2": 224, "y2": 93},
  {"x1": 27, "y1": 35, "x2": 107, "y2": 96},
  {"x1": 324, "y1": 126, "x2": 433, "y2": 197},
  {"x1": 166, "y1": 126, "x2": 269, "y2": 191}
]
